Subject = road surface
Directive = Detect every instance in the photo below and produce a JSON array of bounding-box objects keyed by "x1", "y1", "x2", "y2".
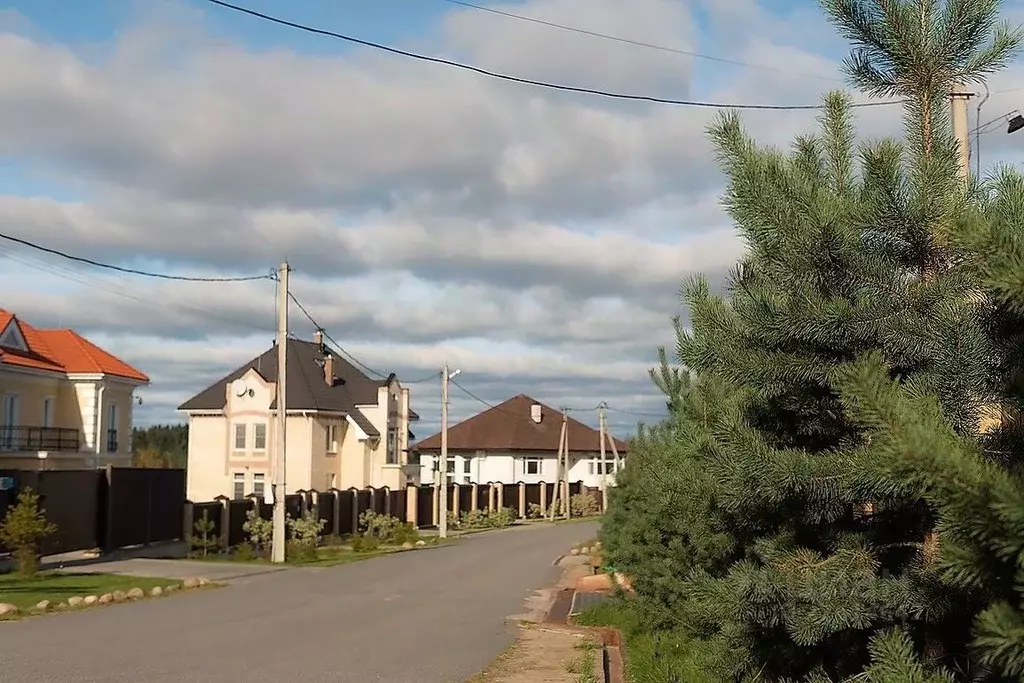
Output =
[{"x1": 0, "y1": 522, "x2": 596, "y2": 683}]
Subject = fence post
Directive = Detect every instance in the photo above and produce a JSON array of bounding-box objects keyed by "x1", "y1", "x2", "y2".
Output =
[
  {"x1": 214, "y1": 495, "x2": 230, "y2": 552},
  {"x1": 487, "y1": 483, "x2": 496, "y2": 513},
  {"x1": 406, "y1": 485, "x2": 418, "y2": 527},
  {"x1": 602, "y1": 487, "x2": 608, "y2": 513},
  {"x1": 539, "y1": 481, "x2": 547, "y2": 518},
  {"x1": 496, "y1": 483, "x2": 504, "y2": 511},
  {"x1": 351, "y1": 489, "x2": 360, "y2": 534},
  {"x1": 451, "y1": 483, "x2": 460, "y2": 518},
  {"x1": 382, "y1": 486, "x2": 392, "y2": 517},
  {"x1": 102, "y1": 465, "x2": 115, "y2": 554},
  {"x1": 432, "y1": 485, "x2": 439, "y2": 526},
  {"x1": 330, "y1": 488, "x2": 341, "y2": 536},
  {"x1": 518, "y1": 483, "x2": 526, "y2": 519},
  {"x1": 182, "y1": 501, "x2": 195, "y2": 548},
  {"x1": 470, "y1": 483, "x2": 479, "y2": 512}
]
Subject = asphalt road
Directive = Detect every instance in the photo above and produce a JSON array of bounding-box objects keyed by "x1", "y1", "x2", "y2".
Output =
[{"x1": 0, "y1": 522, "x2": 596, "y2": 683}]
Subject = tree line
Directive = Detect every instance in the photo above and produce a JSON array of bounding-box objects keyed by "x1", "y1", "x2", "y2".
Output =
[
  {"x1": 131, "y1": 424, "x2": 187, "y2": 469},
  {"x1": 601, "y1": 0, "x2": 1024, "y2": 680}
]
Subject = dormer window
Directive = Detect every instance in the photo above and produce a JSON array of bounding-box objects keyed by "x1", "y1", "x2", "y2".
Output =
[{"x1": 0, "y1": 320, "x2": 28, "y2": 351}]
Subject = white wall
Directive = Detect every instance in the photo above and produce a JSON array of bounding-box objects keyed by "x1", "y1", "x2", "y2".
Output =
[{"x1": 419, "y1": 450, "x2": 620, "y2": 488}]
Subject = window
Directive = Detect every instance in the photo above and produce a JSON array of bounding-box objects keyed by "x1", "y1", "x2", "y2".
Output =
[
  {"x1": 446, "y1": 458, "x2": 456, "y2": 473},
  {"x1": 1, "y1": 394, "x2": 18, "y2": 450},
  {"x1": 525, "y1": 458, "x2": 541, "y2": 476},
  {"x1": 252, "y1": 473, "x2": 265, "y2": 500},
  {"x1": 106, "y1": 403, "x2": 118, "y2": 452},
  {"x1": 325, "y1": 424, "x2": 337, "y2": 453},
  {"x1": 386, "y1": 426, "x2": 399, "y2": 464},
  {"x1": 233, "y1": 423, "x2": 246, "y2": 451},
  {"x1": 464, "y1": 458, "x2": 472, "y2": 474},
  {"x1": 42, "y1": 397, "x2": 54, "y2": 428},
  {"x1": 232, "y1": 473, "x2": 245, "y2": 500},
  {"x1": 253, "y1": 423, "x2": 267, "y2": 451},
  {"x1": 589, "y1": 460, "x2": 616, "y2": 475}
]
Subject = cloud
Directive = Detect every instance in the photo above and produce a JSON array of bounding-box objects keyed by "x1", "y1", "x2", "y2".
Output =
[{"x1": 3, "y1": 0, "x2": 1024, "y2": 435}]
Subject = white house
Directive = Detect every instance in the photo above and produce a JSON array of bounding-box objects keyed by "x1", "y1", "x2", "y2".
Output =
[
  {"x1": 412, "y1": 394, "x2": 627, "y2": 488},
  {"x1": 178, "y1": 332, "x2": 420, "y2": 502}
]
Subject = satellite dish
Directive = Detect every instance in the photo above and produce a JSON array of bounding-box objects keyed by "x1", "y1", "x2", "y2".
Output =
[{"x1": 232, "y1": 379, "x2": 247, "y2": 397}]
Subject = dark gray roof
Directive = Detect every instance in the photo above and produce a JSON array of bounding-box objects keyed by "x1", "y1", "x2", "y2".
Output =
[{"x1": 178, "y1": 339, "x2": 383, "y2": 438}]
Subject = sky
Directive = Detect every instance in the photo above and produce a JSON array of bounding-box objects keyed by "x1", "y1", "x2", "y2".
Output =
[{"x1": 3, "y1": 0, "x2": 1024, "y2": 440}]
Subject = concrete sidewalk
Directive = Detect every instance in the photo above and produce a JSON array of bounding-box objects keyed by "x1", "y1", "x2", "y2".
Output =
[{"x1": 0, "y1": 521, "x2": 597, "y2": 683}]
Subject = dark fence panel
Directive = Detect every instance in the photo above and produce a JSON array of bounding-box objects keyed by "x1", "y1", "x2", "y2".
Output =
[
  {"x1": 371, "y1": 488, "x2": 387, "y2": 515},
  {"x1": 543, "y1": 483, "x2": 556, "y2": 508},
  {"x1": 524, "y1": 483, "x2": 541, "y2": 509},
  {"x1": 458, "y1": 486, "x2": 473, "y2": 514},
  {"x1": 190, "y1": 501, "x2": 224, "y2": 545},
  {"x1": 337, "y1": 489, "x2": 355, "y2": 535},
  {"x1": 355, "y1": 489, "x2": 371, "y2": 529},
  {"x1": 388, "y1": 489, "x2": 407, "y2": 523},
  {"x1": 569, "y1": 481, "x2": 583, "y2": 498},
  {"x1": 502, "y1": 484, "x2": 519, "y2": 515},
  {"x1": 0, "y1": 470, "x2": 104, "y2": 555},
  {"x1": 227, "y1": 499, "x2": 250, "y2": 546},
  {"x1": 316, "y1": 491, "x2": 336, "y2": 536},
  {"x1": 584, "y1": 486, "x2": 602, "y2": 506},
  {"x1": 446, "y1": 484, "x2": 456, "y2": 513},
  {"x1": 257, "y1": 500, "x2": 272, "y2": 521},
  {"x1": 106, "y1": 468, "x2": 185, "y2": 550},
  {"x1": 416, "y1": 485, "x2": 434, "y2": 528}
]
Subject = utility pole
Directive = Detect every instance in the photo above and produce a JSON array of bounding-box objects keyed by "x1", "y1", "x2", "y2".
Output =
[
  {"x1": 598, "y1": 404, "x2": 608, "y2": 493},
  {"x1": 951, "y1": 81, "x2": 973, "y2": 182},
  {"x1": 271, "y1": 261, "x2": 290, "y2": 564},
  {"x1": 549, "y1": 412, "x2": 567, "y2": 521},
  {"x1": 438, "y1": 362, "x2": 450, "y2": 539}
]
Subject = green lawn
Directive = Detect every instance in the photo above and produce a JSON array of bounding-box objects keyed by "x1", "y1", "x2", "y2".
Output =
[
  {"x1": 0, "y1": 572, "x2": 176, "y2": 611},
  {"x1": 190, "y1": 536, "x2": 457, "y2": 567}
]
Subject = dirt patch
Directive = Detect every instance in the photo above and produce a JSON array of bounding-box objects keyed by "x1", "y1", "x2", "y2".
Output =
[{"x1": 468, "y1": 625, "x2": 601, "y2": 683}]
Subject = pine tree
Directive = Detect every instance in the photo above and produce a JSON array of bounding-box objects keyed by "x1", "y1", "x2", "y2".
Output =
[{"x1": 600, "y1": 0, "x2": 1024, "y2": 679}]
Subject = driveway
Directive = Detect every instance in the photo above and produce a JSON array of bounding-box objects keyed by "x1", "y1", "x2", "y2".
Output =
[{"x1": 0, "y1": 522, "x2": 596, "y2": 683}]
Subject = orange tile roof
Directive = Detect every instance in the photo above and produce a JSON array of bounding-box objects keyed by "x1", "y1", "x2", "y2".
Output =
[{"x1": 0, "y1": 309, "x2": 149, "y2": 382}]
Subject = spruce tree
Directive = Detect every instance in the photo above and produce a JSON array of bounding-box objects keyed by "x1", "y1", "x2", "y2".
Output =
[{"x1": 601, "y1": 1, "x2": 1024, "y2": 679}]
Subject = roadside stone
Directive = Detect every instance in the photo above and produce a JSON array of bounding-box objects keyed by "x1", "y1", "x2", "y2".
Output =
[
  {"x1": 182, "y1": 577, "x2": 200, "y2": 589},
  {"x1": 33, "y1": 600, "x2": 50, "y2": 612},
  {"x1": 415, "y1": 540, "x2": 426, "y2": 547},
  {"x1": 593, "y1": 541, "x2": 602, "y2": 549},
  {"x1": 150, "y1": 586, "x2": 163, "y2": 597},
  {"x1": 126, "y1": 587, "x2": 145, "y2": 600},
  {"x1": 579, "y1": 546, "x2": 591, "y2": 555},
  {"x1": 570, "y1": 548, "x2": 580, "y2": 556},
  {"x1": 82, "y1": 595, "x2": 98, "y2": 606},
  {"x1": 197, "y1": 578, "x2": 210, "y2": 587},
  {"x1": 112, "y1": 590, "x2": 128, "y2": 603},
  {"x1": 54, "y1": 602, "x2": 68, "y2": 611},
  {"x1": 67, "y1": 596, "x2": 84, "y2": 608},
  {"x1": 98, "y1": 594, "x2": 113, "y2": 605},
  {"x1": 0, "y1": 602, "x2": 19, "y2": 617},
  {"x1": 164, "y1": 584, "x2": 179, "y2": 594},
  {"x1": 401, "y1": 541, "x2": 415, "y2": 549}
]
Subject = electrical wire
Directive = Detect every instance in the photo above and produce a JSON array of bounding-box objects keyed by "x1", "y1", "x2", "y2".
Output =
[
  {"x1": 434, "y1": 0, "x2": 844, "y2": 83},
  {"x1": 202, "y1": 0, "x2": 901, "y2": 111},
  {"x1": 0, "y1": 231, "x2": 273, "y2": 282}
]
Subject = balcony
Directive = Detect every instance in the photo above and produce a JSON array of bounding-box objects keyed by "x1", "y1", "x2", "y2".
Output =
[
  {"x1": 0, "y1": 426, "x2": 81, "y2": 452},
  {"x1": 106, "y1": 429, "x2": 118, "y2": 453}
]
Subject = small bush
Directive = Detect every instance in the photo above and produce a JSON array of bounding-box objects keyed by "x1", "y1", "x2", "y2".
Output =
[
  {"x1": 446, "y1": 510, "x2": 461, "y2": 529},
  {"x1": 527, "y1": 502, "x2": 546, "y2": 519},
  {"x1": 286, "y1": 539, "x2": 318, "y2": 563},
  {"x1": 461, "y1": 509, "x2": 489, "y2": 529},
  {"x1": 233, "y1": 541, "x2": 256, "y2": 561},
  {"x1": 188, "y1": 509, "x2": 221, "y2": 557},
  {"x1": 287, "y1": 509, "x2": 326, "y2": 547},
  {"x1": 0, "y1": 488, "x2": 57, "y2": 577},
  {"x1": 392, "y1": 522, "x2": 420, "y2": 545},
  {"x1": 571, "y1": 493, "x2": 601, "y2": 518},
  {"x1": 351, "y1": 535, "x2": 381, "y2": 553},
  {"x1": 489, "y1": 507, "x2": 516, "y2": 528},
  {"x1": 360, "y1": 510, "x2": 405, "y2": 543},
  {"x1": 458, "y1": 507, "x2": 516, "y2": 530},
  {"x1": 242, "y1": 508, "x2": 272, "y2": 552},
  {"x1": 322, "y1": 533, "x2": 346, "y2": 547}
]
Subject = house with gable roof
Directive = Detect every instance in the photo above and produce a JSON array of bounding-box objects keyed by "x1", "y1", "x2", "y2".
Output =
[
  {"x1": 0, "y1": 308, "x2": 150, "y2": 470},
  {"x1": 412, "y1": 394, "x2": 628, "y2": 487},
  {"x1": 178, "y1": 331, "x2": 420, "y2": 502}
]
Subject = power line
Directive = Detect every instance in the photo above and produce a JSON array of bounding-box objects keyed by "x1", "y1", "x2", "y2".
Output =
[
  {"x1": 0, "y1": 231, "x2": 272, "y2": 282},
  {"x1": 435, "y1": 0, "x2": 843, "y2": 83},
  {"x1": 202, "y1": 0, "x2": 900, "y2": 111}
]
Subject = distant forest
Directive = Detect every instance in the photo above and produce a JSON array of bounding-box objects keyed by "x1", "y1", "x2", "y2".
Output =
[{"x1": 131, "y1": 424, "x2": 187, "y2": 469}]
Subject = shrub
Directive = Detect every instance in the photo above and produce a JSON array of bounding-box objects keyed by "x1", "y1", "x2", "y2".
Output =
[
  {"x1": 351, "y1": 535, "x2": 381, "y2": 553},
  {"x1": 285, "y1": 539, "x2": 318, "y2": 563},
  {"x1": 459, "y1": 507, "x2": 516, "y2": 529},
  {"x1": 446, "y1": 510, "x2": 461, "y2": 529},
  {"x1": 188, "y1": 509, "x2": 221, "y2": 557},
  {"x1": 527, "y1": 502, "x2": 546, "y2": 519},
  {"x1": 0, "y1": 488, "x2": 57, "y2": 577},
  {"x1": 460, "y1": 509, "x2": 489, "y2": 529},
  {"x1": 359, "y1": 510, "x2": 402, "y2": 542},
  {"x1": 242, "y1": 508, "x2": 272, "y2": 553},
  {"x1": 287, "y1": 509, "x2": 326, "y2": 547},
  {"x1": 488, "y1": 507, "x2": 515, "y2": 528},
  {"x1": 570, "y1": 493, "x2": 601, "y2": 518},
  {"x1": 322, "y1": 533, "x2": 346, "y2": 547},
  {"x1": 391, "y1": 522, "x2": 419, "y2": 545},
  {"x1": 233, "y1": 541, "x2": 256, "y2": 562}
]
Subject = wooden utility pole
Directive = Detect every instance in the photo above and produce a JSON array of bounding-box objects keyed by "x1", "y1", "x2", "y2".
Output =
[
  {"x1": 549, "y1": 411, "x2": 567, "y2": 521},
  {"x1": 271, "y1": 261, "x2": 290, "y2": 564},
  {"x1": 438, "y1": 362, "x2": 450, "y2": 538},
  {"x1": 598, "y1": 405, "x2": 608, "y2": 493},
  {"x1": 951, "y1": 82, "x2": 973, "y2": 182}
]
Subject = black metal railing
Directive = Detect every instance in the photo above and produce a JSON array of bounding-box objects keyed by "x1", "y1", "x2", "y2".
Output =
[
  {"x1": 106, "y1": 429, "x2": 118, "y2": 453},
  {"x1": 0, "y1": 426, "x2": 81, "y2": 452}
]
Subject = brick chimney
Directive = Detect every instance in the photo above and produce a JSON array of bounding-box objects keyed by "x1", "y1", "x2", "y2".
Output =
[
  {"x1": 530, "y1": 404, "x2": 542, "y2": 423},
  {"x1": 313, "y1": 329, "x2": 323, "y2": 345},
  {"x1": 324, "y1": 352, "x2": 334, "y2": 387}
]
